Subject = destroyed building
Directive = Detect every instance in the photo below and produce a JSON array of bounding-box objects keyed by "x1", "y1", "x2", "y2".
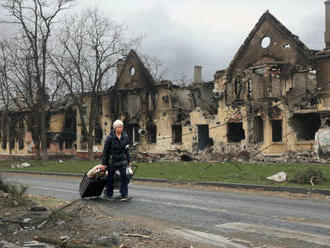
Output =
[{"x1": 1, "y1": 2, "x2": 330, "y2": 162}]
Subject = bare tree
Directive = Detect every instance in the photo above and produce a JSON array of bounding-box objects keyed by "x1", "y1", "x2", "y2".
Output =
[
  {"x1": 0, "y1": 41, "x2": 13, "y2": 154},
  {"x1": 0, "y1": 0, "x2": 74, "y2": 160},
  {"x1": 50, "y1": 8, "x2": 142, "y2": 159},
  {"x1": 139, "y1": 53, "x2": 167, "y2": 81},
  {"x1": 0, "y1": 37, "x2": 65, "y2": 156},
  {"x1": 173, "y1": 72, "x2": 191, "y2": 87}
]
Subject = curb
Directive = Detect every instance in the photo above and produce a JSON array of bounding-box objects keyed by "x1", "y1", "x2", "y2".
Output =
[{"x1": 1, "y1": 170, "x2": 330, "y2": 196}]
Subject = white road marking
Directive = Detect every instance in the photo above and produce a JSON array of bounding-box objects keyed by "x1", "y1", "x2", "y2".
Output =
[
  {"x1": 30, "y1": 186, "x2": 77, "y2": 194},
  {"x1": 137, "y1": 198, "x2": 230, "y2": 213},
  {"x1": 167, "y1": 228, "x2": 249, "y2": 248},
  {"x1": 217, "y1": 222, "x2": 330, "y2": 247}
]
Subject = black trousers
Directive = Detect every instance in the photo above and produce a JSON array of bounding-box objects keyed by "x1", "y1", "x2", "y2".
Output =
[{"x1": 106, "y1": 166, "x2": 128, "y2": 197}]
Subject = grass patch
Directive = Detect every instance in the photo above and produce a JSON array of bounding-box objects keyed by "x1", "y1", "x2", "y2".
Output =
[
  {"x1": 0, "y1": 160, "x2": 330, "y2": 189},
  {"x1": 0, "y1": 160, "x2": 97, "y2": 174},
  {"x1": 134, "y1": 161, "x2": 330, "y2": 189}
]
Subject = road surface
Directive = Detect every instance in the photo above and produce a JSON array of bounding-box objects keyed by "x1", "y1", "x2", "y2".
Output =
[{"x1": 2, "y1": 172, "x2": 330, "y2": 248}]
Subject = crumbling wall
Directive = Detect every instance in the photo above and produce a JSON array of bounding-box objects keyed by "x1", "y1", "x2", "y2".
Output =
[
  {"x1": 289, "y1": 69, "x2": 317, "y2": 111},
  {"x1": 171, "y1": 87, "x2": 193, "y2": 111},
  {"x1": 316, "y1": 56, "x2": 330, "y2": 109},
  {"x1": 190, "y1": 82, "x2": 218, "y2": 115}
]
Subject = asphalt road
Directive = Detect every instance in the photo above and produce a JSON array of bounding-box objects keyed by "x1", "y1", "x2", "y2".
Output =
[{"x1": 2, "y1": 173, "x2": 330, "y2": 248}]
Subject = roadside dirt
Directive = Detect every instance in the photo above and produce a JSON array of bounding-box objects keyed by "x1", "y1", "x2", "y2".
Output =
[{"x1": 0, "y1": 192, "x2": 194, "y2": 248}]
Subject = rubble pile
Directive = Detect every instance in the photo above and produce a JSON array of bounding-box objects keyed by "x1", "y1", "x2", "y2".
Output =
[{"x1": 131, "y1": 148, "x2": 330, "y2": 164}]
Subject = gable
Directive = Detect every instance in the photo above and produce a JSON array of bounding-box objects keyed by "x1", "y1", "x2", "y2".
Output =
[
  {"x1": 115, "y1": 50, "x2": 156, "y2": 91},
  {"x1": 227, "y1": 11, "x2": 313, "y2": 82}
]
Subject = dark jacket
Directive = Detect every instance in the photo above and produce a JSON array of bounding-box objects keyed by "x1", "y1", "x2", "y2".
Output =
[{"x1": 102, "y1": 131, "x2": 130, "y2": 168}]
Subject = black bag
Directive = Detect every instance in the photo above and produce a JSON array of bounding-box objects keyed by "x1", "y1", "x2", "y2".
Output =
[{"x1": 79, "y1": 173, "x2": 107, "y2": 198}]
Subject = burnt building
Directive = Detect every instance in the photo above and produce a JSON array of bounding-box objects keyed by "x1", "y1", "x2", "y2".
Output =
[{"x1": 1, "y1": 2, "x2": 330, "y2": 162}]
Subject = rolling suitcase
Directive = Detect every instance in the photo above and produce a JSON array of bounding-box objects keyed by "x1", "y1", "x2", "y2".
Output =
[{"x1": 79, "y1": 172, "x2": 107, "y2": 198}]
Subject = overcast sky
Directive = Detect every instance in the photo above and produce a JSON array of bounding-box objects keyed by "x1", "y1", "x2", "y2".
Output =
[{"x1": 7, "y1": 0, "x2": 328, "y2": 83}]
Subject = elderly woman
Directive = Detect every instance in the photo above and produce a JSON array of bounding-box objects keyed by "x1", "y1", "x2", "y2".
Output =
[{"x1": 102, "y1": 120, "x2": 132, "y2": 201}]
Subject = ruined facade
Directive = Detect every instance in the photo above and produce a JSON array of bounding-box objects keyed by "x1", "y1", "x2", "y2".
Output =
[
  {"x1": 1, "y1": 2, "x2": 330, "y2": 161},
  {"x1": 212, "y1": 11, "x2": 320, "y2": 158}
]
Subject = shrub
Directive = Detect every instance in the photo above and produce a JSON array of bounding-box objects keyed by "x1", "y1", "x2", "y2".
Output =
[
  {"x1": 0, "y1": 176, "x2": 29, "y2": 206},
  {"x1": 290, "y1": 168, "x2": 327, "y2": 185}
]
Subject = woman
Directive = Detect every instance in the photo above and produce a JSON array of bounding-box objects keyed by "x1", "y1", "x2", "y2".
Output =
[{"x1": 102, "y1": 120, "x2": 132, "y2": 201}]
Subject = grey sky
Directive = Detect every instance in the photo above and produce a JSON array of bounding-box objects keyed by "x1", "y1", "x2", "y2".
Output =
[{"x1": 8, "y1": 0, "x2": 328, "y2": 82}]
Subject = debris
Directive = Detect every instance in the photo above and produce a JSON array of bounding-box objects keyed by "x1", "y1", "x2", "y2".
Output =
[
  {"x1": 23, "y1": 218, "x2": 32, "y2": 223},
  {"x1": 122, "y1": 233, "x2": 150, "y2": 239},
  {"x1": 99, "y1": 233, "x2": 121, "y2": 246},
  {"x1": 0, "y1": 240, "x2": 21, "y2": 248},
  {"x1": 266, "y1": 171, "x2": 286, "y2": 182},
  {"x1": 37, "y1": 221, "x2": 47, "y2": 229},
  {"x1": 181, "y1": 154, "x2": 192, "y2": 161},
  {"x1": 310, "y1": 176, "x2": 316, "y2": 186},
  {"x1": 23, "y1": 240, "x2": 48, "y2": 248},
  {"x1": 56, "y1": 221, "x2": 65, "y2": 226},
  {"x1": 58, "y1": 160, "x2": 64, "y2": 163},
  {"x1": 30, "y1": 207, "x2": 48, "y2": 212},
  {"x1": 59, "y1": 235, "x2": 69, "y2": 241},
  {"x1": 10, "y1": 163, "x2": 30, "y2": 168}
]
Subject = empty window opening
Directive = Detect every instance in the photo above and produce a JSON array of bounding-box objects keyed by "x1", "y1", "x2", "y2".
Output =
[
  {"x1": 261, "y1": 36, "x2": 271, "y2": 48},
  {"x1": 9, "y1": 137, "x2": 15, "y2": 149},
  {"x1": 272, "y1": 120, "x2": 282, "y2": 142},
  {"x1": 227, "y1": 122, "x2": 245, "y2": 142},
  {"x1": 81, "y1": 129, "x2": 88, "y2": 142},
  {"x1": 116, "y1": 98, "x2": 120, "y2": 114},
  {"x1": 292, "y1": 114, "x2": 321, "y2": 141},
  {"x1": 94, "y1": 123, "x2": 103, "y2": 145},
  {"x1": 172, "y1": 125, "x2": 182, "y2": 143},
  {"x1": 18, "y1": 119, "x2": 24, "y2": 132},
  {"x1": 9, "y1": 120, "x2": 16, "y2": 150},
  {"x1": 126, "y1": 124, "x2": 141, "y2": 145},
  {"x1": 18, "y1": 138, "x2": 24, "y2": 150},
  {"x1": 253, "y1": 116, "x2": 264, "y2": 143},
  {"x1": 64, "y1": 109, "x2": 76, "y2": 149},
  {"x1": 1, "y1": 120, "x2": 7, "y2": 149},
  {"x1": 46, "y1": 134, "x2": 52, "y2": 149},
  {"x1": 58, "y1": 136, "x2": 64, "y2": 150},
  {"x1": 234, "y1": 77, "x2": 243, "y2": 101},
  {"x1": 130, "y1": 66, "x2": 136, "y2": 77},
  {"x1": 283, "y1": 43, "x2": 291, "y2": 48},
  {"x1": 198, "y1": 125, "x2": 210, "y2": 150},
  {"x1": 65, "y1": 138, "x2": 73, "y2": 149},
  {"x1": 2, "y1": 136, "x2": 6, "y2": 149},
  {"x1": 111, "y1": 98, "x2": 116, "y2": 114},
  {"x1": 147, "y1": 124, "x2": 157, "y2": 143}
]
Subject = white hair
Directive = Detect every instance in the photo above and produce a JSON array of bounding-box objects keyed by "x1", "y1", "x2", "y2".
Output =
[{"x1": 113, "y1": 120, "x2": 124, "y2": 129}]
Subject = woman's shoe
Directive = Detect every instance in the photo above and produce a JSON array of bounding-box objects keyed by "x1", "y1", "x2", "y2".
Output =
[{"x1": 120, "y1": 196, "x2": 132, "y2": 201}]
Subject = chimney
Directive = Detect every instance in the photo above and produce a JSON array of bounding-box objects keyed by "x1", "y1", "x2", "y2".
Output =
[
  {"x1": 116, "y1": 59, "x2": 125, "y2": 79},
  {"x1": 194, "y1": 65, "x2": 202, "y2": 83},
  {"x1": 325, "y1": 0, "x2": 330, "y2": 48}
]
